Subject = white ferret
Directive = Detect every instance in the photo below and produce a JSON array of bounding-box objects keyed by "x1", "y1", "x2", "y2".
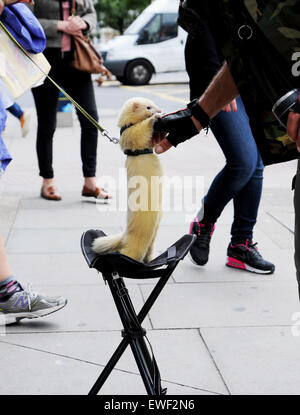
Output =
[{"x1": 92, "y1": 97, "x2": 164, "y2": 263}]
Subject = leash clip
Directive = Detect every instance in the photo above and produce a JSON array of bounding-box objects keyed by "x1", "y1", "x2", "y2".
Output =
[{"x1": 101, "y1": 130, "x2": 119, "y2": 144}]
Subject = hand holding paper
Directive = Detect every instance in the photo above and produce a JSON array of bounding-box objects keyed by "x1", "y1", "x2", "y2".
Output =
[
  {"x1": 4, "y1": 1, "x2": 34, "y2": 4},
  {"x1": 1, "y1": 1, "x2": 34, "y2": 15}
]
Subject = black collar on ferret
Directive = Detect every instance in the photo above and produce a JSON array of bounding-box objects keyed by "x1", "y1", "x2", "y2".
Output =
[
  {"x1": 120, "y1": 123, "x2": 153, "y2": 156},
  {"x1": 124, "y1": 148, "x2": 153, "y2": 156}
]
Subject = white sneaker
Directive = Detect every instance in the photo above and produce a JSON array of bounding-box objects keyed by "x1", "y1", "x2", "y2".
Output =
[{"x1": 0, "y1": 284, "x2": 67, "y2": 325}]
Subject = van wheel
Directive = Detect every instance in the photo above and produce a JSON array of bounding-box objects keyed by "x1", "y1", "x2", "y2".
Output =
[{"x1": 124, "y1": 60, "x2": 153, "y2": 85}]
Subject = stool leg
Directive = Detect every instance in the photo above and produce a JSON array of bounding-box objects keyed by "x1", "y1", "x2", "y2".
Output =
[
  {"x1": 88, "y1": 264, "x2": 177, "y2": 395},
  {"x1": 88, "y1": 335, "x2": 162, "y2": 395},
  {"x1": 111, "y1": 277, "x2": 161, "y2": 395},
  {"x1": 88, "y1": 339, "x2": 127, "y2": 395},
  {"x1": 129, "y1": 336, "x2": 157, "y2": 395}
]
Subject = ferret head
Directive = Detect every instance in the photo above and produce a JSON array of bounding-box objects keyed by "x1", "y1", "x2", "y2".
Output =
[{"x1": 118, "y1": 97, "x2": 161, "y2": 128}]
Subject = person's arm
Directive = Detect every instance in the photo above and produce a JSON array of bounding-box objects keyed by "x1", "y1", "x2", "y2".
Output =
[
  {"x1": 192, "y1": 61, "x2": 239, "y2": 130},
  {"x1": 58, "y1": 17, "x2": 86, "y2": 36},
  {"x1": 58, "y1": 0, "x2": 96, "y2": 36},
  {"x1": 155, "y1": 62, "x2": 239, "y2": 154},
  {"x1": 287, "y1": 95, "x2": 300, "y2": 151},
  {"x1": 28, "y1": 2, "x2": 90, "y2": 39},
  {"x1": 79, "y1": 0, "x2": 96, "y2": 34}
]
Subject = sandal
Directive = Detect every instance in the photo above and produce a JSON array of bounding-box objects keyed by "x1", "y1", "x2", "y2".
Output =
[
  {"x1": 41, "y1": 185, "x2": 62, "y2": 201},
  {"x1": 82, "y1": 185, "x2": 112, "y2": 200}
]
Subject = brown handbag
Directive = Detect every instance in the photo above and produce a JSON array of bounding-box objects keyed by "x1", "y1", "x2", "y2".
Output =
[
  {"x1": 72, "y1": 34, "x2": 104, "y2": 73},
  {"x1": 71, "y1": 0, "x2": 104, "y2": 74}
]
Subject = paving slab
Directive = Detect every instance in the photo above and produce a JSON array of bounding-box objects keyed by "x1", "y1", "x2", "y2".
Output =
[
  {"x1": 201, "y1": 326, "x2": 300, "y2": 395},
  {"x1": 0, "y1": 196, "x2": 20, "y2": 243},
  {"x1": 0, "y1": 341, "x2": 217, "y2": 395},
  {"x1": 141, "y1": 280, "x2": 299, "y2": 329},
  {"x1": 266, "y1": 210, "x2": 295, "y2": 233},
  {"x1": 7, "y1": 252, "x2": 95, "y2": 286},
  {"x1": 18, "y1": 195, "x2": 115, "y2": 210},
  {"x1": 256, "y1": 212, "x2": 294, "y2": 249},
  {"x1": 0, "y1": 329, "x2": 228, "y2": 395},
  {"x1": 261, "y1": 187, "x2": 295, "y2": 207},
  {"x1": 5, "y1": 227, "x2": 121, "y2": 254},
  {"x1": 0, "y1": 341, "x2": 105, "y2": 395},
  {"x1": 5, "y1": 284, "x2": 150, "y2": 333},
  {"x1": 173, "y1": 248, "x2": 296, "y2": 284},
  {"x1": 12, "y1": 208, "x2": 126, "y2": 230}
]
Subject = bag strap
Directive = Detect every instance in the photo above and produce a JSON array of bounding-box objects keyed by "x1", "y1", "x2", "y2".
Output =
[
  {"x1": 0, "y1": 21, "x2": 119, "y2": 144},
  {"x1": 71, "y1": 0, "x2": 76, "y2": 17}
]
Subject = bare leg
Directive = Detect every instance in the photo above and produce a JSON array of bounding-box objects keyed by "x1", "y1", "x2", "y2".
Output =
[
  {"x1": 0, "y1": 233, "x2": 12, "y2": 281},
  {"x1": 41, "y1": 178, "x2": 61, "y2": 200},
  {"x1": 43, "y1": 178, "x2": 55, "y2": 187},
  {"x1": 84, "y1": 177, "x2": 111, "y2": 198}
]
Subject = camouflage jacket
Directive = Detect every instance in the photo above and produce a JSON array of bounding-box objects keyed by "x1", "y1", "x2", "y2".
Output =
[{"x1": 215, "y1": 0, "x2": 300, "y2": 165}]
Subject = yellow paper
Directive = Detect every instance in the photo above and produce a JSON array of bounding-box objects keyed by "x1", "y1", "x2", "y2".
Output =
[{"x1": 0, "y1": 28, "x2": 51, "y2": 98}]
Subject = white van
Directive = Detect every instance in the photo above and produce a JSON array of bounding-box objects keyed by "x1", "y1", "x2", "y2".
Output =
[{"x1": 101, "y1": 0, "x2": 187, "y2": 85}]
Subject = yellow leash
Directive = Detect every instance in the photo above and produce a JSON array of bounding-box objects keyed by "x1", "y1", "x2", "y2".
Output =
[{"x1": 0, "y1": 21, "x2": 119, "y2": 144}]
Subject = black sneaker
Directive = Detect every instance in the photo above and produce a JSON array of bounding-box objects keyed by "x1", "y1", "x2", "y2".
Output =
[
  {"x1": 226, "y1": 239, "x2": 275, "y2": 274},
  {"x1": 189, "y1": 218, "x2": 215, "y2": 265}
]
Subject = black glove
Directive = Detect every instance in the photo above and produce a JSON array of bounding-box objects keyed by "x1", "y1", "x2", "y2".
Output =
[{"x1": 153, "y1": 108, "x2": 199, "y2": 147}]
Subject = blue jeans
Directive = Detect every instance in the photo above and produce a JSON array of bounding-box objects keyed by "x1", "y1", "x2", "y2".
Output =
[
  {"x1": 202, "y1": 96, "x2": 264, "y2": 243},
  {"x1": 7, "y1": 102, "x2": 23, "y2": 120}
]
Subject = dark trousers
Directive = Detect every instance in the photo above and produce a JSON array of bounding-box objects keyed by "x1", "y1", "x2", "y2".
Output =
[
  {"x1": 32, "y1": 48, "x2": 99, "y2": 179},
  {"x1": 294, "y1": 159, "x2": 300, "y2": 298},
  {"x1": 204, "y1": 96, "x2": 264, "y2": 243}
]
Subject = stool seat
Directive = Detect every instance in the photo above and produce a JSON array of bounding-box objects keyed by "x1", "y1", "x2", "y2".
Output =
[{"x1": 81, "y1": 229, "x2": 195, "y2": 279}]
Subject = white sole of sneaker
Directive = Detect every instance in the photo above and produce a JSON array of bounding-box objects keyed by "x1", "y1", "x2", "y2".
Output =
[
  {"x1": 226, "y1": 257, "x2": 275, "y2": 275},
  {"x1": 0, "y1": 301, "x2": 67, "y2": 326}
]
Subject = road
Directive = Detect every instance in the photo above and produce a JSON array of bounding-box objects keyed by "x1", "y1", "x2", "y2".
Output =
[{"x1": 17, "y1": 72, "x2": 189, "y2": 117}]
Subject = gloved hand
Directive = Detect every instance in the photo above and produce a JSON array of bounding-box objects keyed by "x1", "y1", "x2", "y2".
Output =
[{"x1": 153, "y1": 108, "x2": 199, "y2": 147}]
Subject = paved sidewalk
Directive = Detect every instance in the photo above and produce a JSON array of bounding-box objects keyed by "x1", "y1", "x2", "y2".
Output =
[{"x1": 0, "y1": 98, "x2": 299, "y2": 395}]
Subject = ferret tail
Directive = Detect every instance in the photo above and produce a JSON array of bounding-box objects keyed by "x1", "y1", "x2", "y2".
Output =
[{"x1": 92, "y1": 232, "x2": 123, "y2": 254}]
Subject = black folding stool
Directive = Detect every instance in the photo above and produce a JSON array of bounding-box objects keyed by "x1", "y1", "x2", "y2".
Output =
[{"x1": 81, "y1": 229, "x2": 195, "y2": 396}]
